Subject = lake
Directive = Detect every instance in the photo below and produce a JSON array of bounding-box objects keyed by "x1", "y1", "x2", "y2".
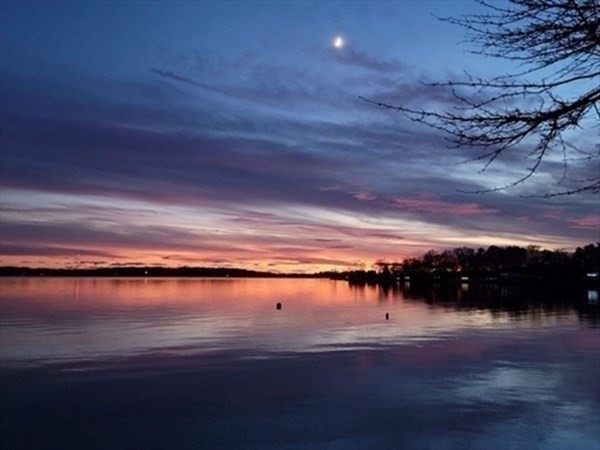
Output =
[{"x1": 1, "y1": 278, "x2": 598, "y2": 449}]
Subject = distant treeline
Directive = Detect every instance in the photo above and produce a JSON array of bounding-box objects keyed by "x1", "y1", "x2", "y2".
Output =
[
  {"x1": 343, "y1": 243, "x2": 600, "y2": 286},
  {"x1": 1, "y1": 243, "x2": 598, "y2": 284},
  {"x1": 0, "y1": 266, "x2": 331, "y2": 278}
]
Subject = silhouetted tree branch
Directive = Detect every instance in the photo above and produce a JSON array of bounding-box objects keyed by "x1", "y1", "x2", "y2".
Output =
[{"x1": 362, "y1": 0, "x2": 600, "y2": 196}]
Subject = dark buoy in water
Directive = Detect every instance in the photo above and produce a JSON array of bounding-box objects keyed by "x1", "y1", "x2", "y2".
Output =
[
  {"x1": 385, "y1": 313, "x2": 389, "y2": 320},
  {"x1": 276, "y1": 302, "x2": 282, "y2": 310}
]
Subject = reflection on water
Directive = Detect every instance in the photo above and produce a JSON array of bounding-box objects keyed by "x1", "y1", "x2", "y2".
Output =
[
  {"x1": 1, "y1": 278, "x2": 596, "y2": 367},
  {"x1": 1, "y1": 278, "x2": 599, "y2": 449}
]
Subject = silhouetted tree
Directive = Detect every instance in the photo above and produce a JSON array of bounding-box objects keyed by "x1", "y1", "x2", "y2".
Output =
[
  {"x1": 363, "y1": 0, "x2": 600, "y2": 196},
  {"x1": 395, "y1": 243, "x2": 599, "y2": 281},
  {"x1": 574, "y1": 243, "x2": 600, "y2": 272},
  {"x1": 453, "y1": 247, "x2": 476, "y2": 272}
]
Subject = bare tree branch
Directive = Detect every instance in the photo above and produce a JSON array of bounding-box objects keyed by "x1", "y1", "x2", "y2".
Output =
[{"x1": 363, "y1": 0, "x2": 600, "y2": 196}]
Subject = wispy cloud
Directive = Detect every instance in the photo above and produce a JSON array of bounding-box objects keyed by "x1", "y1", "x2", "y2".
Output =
[
  {"x1": 352, "y1": 190, "x2": 378, "y2": 201},
  {"x1": 568, "y1": 215, "x2": 600, "y2": 230},
  {"x1": 330, "y1": 47, "x2": 404, "y2": 73},
  {"x1": 392, "y1": 194, "x2": 498, "y2": 216},
  {"x1": 0, "y1": 243, "x2": 117, "y2": 258},
  {"x1": 152, "y1": 68, "x2": 235, "y2": 97}
]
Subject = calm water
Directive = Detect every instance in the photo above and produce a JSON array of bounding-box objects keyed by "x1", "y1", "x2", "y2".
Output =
[{"x1": 1, "y1": 278, "x2": 599, "y2": 449}]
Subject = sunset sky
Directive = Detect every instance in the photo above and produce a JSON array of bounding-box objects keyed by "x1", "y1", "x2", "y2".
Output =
[{"x1": 1, "y1": 0, "x2": 598, "y2": 272}]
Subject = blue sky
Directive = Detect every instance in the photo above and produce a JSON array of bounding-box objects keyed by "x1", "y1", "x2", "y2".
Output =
[{"x1": 1, "y1": 0, "x2": 598, "y2": 272}]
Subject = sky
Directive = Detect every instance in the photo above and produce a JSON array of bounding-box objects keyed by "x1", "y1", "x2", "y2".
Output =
[{"x1": 0, "y1": 0, "x2": 598, "y2": 273}]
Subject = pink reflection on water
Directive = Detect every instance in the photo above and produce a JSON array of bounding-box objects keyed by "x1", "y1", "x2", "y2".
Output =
[{"x1": 0, "y1": 278, "x2": 590, "y2": 368}]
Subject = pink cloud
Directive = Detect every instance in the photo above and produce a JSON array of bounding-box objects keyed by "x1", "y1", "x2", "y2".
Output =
[
  {"x1": 316, "y1": 184, "x2": 345, "y2": 192},
  {"x1": 351, "y1": 191, "x2": 377, "y2": 201},
  {"x1": 568, "y1": 215, "x2": 600, "y2": 230},
  {"x1": 391, "y1": 194, "x2": 498, "y2": 216},
  {"x1": 317, "y1": 185, "x2": 378, "y2": 202},
  {"x1": 514, "y1": 216, "x2": 534, "y2": 224},
  {"x1": 542, "y1": 207, "x2": 564, "y2": 220}
]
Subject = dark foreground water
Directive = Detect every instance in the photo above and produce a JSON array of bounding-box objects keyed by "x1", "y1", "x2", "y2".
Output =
[{"x1": 1, "y1": 278, "x2": 599, "y2": 449}]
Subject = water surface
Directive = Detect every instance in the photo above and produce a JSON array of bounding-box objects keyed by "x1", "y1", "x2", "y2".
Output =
[{"x1": 1, "y1": 278, "x2": 598, "y2": 449}]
